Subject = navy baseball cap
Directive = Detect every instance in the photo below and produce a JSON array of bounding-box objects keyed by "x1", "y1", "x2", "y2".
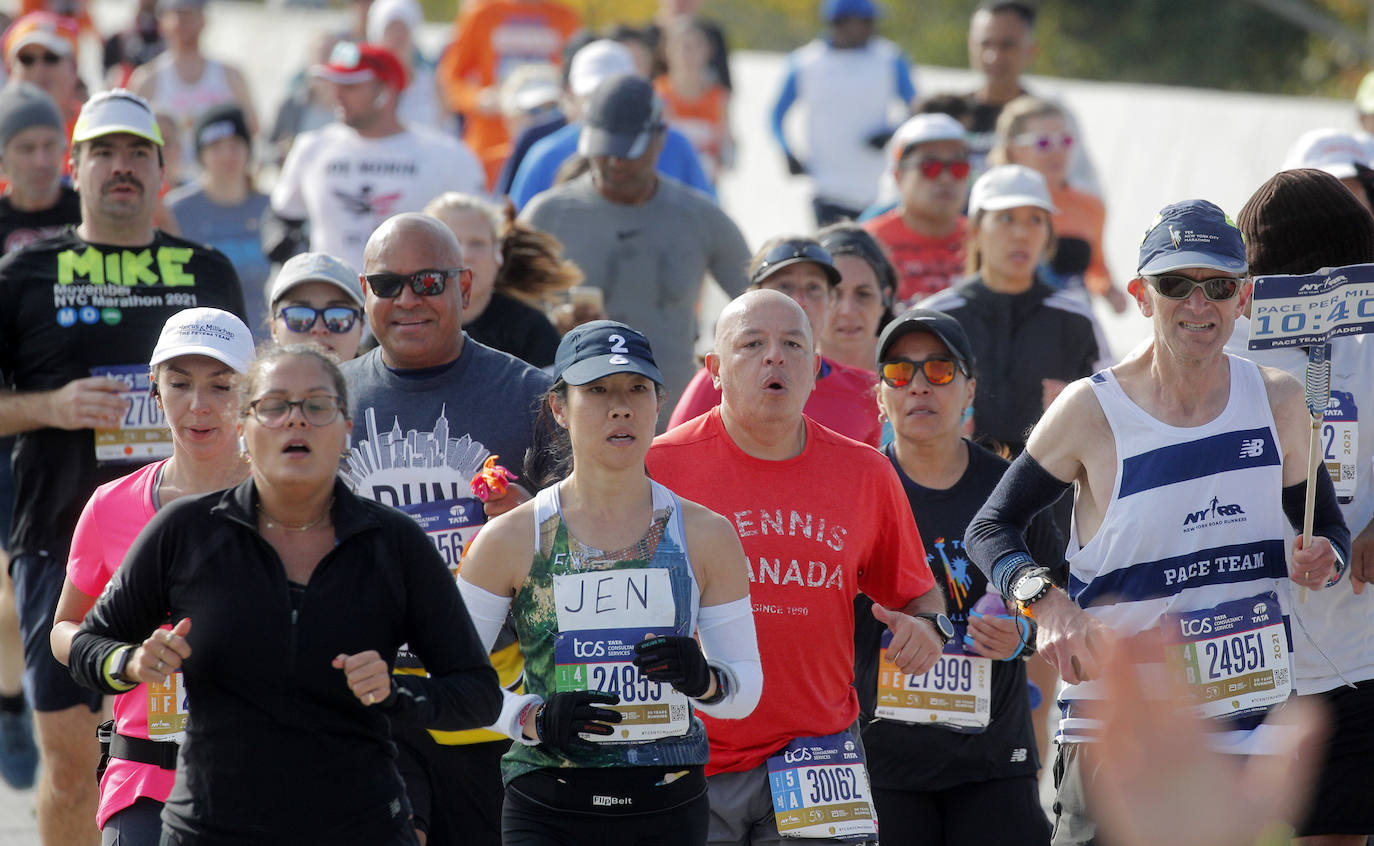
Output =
[
  {"x1": 876, "y1": 308, "x2": 976, "y2": 376},
  {"x1": 555, "y1": 320, "x2": 664, "y2": 386},
  {"x1": 578, "y1": 75, "x2": 665, "y2": 160},
  {"x1": 1137, "y1": 200, "x2": 1248, "y2": 276},
  {"x1": 822, "y1": 0, "x2": 878, "y2": 22}
]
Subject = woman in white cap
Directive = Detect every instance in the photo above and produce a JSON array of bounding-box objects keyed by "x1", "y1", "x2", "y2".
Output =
[
  {"x1": 63, "y1": 342, "x2": 500, "y2": 844},
  {"x1": 921, "y1": 164, "x2": 1104, "y2": 458},
  {"x1": 268, "y1": 251, "x2": 365, "y2": 361},
  {"x1": 50, "y1": 307, "x2": 256, "y2": 844},
  {"x1": 458, "y1": 320, "x2": 761, "y2": 846}
]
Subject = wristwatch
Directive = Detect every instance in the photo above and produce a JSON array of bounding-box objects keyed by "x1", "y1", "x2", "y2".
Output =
[
  {"x1": 109, "y1": 646, "x2": 135, "y2": 684},
  {"x1": 1011, "y1": 567, "x2": 1054, "y2": 618},
  {"x1": 914, "y1": 612, "x2": 955, "y2": 646}
]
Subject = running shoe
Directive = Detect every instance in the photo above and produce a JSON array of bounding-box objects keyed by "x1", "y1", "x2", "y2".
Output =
[{"x1": 0, "y1": 705, "x2": 37, "y2": 790}]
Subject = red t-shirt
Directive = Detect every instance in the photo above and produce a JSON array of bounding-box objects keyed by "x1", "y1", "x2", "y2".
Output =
[
  {"x1": 647, "y1": 408, "x2": 933, "y2": 774},
  {"x1": 665, "y1": 357, "x2": 881, "y2": 447},
  {"x1": 863, "y1": 210, "x2": 966, "y2": 306}
]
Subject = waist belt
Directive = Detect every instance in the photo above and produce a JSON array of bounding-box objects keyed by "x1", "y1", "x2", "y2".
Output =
[{"x1": 97, "y1": 719, "x2": 179, "y2": 770}]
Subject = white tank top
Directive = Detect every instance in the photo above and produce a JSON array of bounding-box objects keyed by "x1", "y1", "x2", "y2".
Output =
[
  {"x1": 1060, "y1": 355, "x2": 1293, "y2": 755},
  {"x1": 149, "y1": 53, "x2": 235, "y2": 174}
]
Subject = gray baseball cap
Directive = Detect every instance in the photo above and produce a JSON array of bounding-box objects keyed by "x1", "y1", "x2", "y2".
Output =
[{"x1": 269, "y1": 253, "x2": 364, "y2": 308}]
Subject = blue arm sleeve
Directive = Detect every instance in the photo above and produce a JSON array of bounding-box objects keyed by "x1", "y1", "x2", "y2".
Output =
[
  {"x1": 894, "y1": 53, "x2": 917, "y2": 105},
  {"x1": 964, "y1": 451, "x2": 1073, "y2": 596},
  {"x1": 1281, "y1": 469, "x2": 1352, "y2": 574},
  {"x1": 660, "y1": 128, "x2": 717, "y2": 200},
  {"x1": 770, "y1": 62, "x2": 799, "y2": 156}
]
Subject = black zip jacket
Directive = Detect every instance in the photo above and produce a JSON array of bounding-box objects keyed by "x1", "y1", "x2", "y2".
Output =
[
  {"x1": 70, "y1": 478, "x2": 501, "y2": 844},
  {"x1": 924, "y1": 274, "x2": 1101, "y2": 453}
]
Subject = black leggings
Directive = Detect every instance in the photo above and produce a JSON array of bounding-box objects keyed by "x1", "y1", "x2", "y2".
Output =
[{"x1": 503, "y1": 776, "x2": 709, "y2": 846}]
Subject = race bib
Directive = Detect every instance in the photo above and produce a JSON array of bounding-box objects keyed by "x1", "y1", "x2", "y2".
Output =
[
  {"x1": 400, "y1": 497, "x2": 485, "y2": 575},
  {"x1": 91, "y1": 365, "x2": 172, "y2": 464},
  {"x1": 552, "y1": 569, "x2": 688, "y2": 742},
  {"x1": 1166, "y1": 592, "x2": 1291, "y2": 721},
  {"x1": 145, "y1": 671, "x2": 188, "y2": 742},
  {"x1": 553, "y1": 627, "x2": 690, "y2": 742},
  {"x1": 767, "y1": 731, "x2": 877, "y2": 841},
  {"x1": 1322, "y1": 390, "x2": 1358, "y2": 503},
  {"x1": 874, "y1": 627, "x2": 991, "y2": 731}
]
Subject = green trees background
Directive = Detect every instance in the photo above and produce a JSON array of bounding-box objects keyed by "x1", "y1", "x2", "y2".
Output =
[{"x1": 521, "y1": 0, "x2": 1368, "y2": 98}]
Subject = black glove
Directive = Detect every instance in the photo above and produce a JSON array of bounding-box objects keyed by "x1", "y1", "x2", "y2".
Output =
[
  {"x1": 536, "y1": 690, "x2": 621, "y2": 753},
  {"x1": 785, "y1": 152, "x2": 806, "y2": 176},
  {"x1": 865, "y1": 129, "x2": 894, "y2": 151},
  {"x1": 632, "y1": 635, "x2": 713, "y2": 698}
]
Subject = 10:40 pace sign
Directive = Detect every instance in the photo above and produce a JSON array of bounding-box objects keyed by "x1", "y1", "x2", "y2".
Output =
[{"x1": 1248, "y1": 263, "x2": 1374, "y2": 350}]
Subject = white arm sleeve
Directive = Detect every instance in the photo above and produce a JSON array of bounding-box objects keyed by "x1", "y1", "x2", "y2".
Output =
[
  {"x1": 457, "y1": 577, "x2": 542, "y2": 744},
  {"x1": 694, "y1": 597, "x2": 762, "y2": 720}
]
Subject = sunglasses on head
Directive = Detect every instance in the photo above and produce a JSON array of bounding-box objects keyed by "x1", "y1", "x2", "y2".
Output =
[
  {"x1": 17, "y1": 51, "x2": 62, "y2": 66},
  {"x1": 879, "y1": 356, "x2": 965, "y2": 388},
  {"x1": 362, "y1": 267, "x2": 471, "y2": 299},
  {"x1": 901, "y1": 157, "x2": 971, "y2": 180},
  {"x1": 753, "y1": 240, "x2": 834, "y2": 282},
  {"x1": 276, "y1": 305, "x2": 361, "y2": 334},
  {"x1": 1012, "y1": 131, "x2": 1073, "y2": 151},
  {"x1": 1142, "y1": 273, "x2": 1244, "y2": 302}
]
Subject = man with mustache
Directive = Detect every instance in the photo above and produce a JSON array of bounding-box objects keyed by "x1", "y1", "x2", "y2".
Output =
[{"x1": 0, "y1": 89, "x2": 243, "y2": 846}]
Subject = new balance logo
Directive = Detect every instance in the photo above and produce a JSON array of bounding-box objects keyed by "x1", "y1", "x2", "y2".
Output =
[
  {"x1": 1010, "y1": 748, "x2": 1028, "y2": 763},
  {"x1": 1239, "y1": 439, "x2": 1265, "y2": 458}
]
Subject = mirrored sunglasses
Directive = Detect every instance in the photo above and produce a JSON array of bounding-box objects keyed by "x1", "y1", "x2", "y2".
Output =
[
  {"x1": 879, "y1": 356, "x2": 963, "y2": 388},
  {"x1": 276, "y1": 305, "x2": 360, "y2": 334},
  {"x1": 362, "y1": 267, "x2": 471, "y2": 299},
  {"x1": 1143, "y1": 274, "x2": 1243, "y2": 302}
]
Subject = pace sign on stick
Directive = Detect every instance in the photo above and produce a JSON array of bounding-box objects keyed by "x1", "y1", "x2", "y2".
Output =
[{"x1": 1249, "y1": 263, "x2": 1374, "y2": 600}]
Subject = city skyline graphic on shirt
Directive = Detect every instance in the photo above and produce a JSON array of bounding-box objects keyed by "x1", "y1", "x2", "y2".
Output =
[{"x1": 342, "y1": 406, "x2": 492, "y2": 493}]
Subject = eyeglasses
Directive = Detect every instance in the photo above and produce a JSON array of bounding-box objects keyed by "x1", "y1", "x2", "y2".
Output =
[
  {"x1": 246, "y1": 395, "x2": 344, "y2": 427},
  {"x1": 362, "y1": 267, "x2": 471, "y2": 299},
  {"x1": 1012, "y1": 131, "x2": 1074, "y2": 151},
  {"x1": 752, "y1": 240, "x2": 834, "y2": 284},
  {"x1": 901, "y1": 157, "x2": 971, "y2": 180},
  {"x1": 1142, "y1": 274, "x2": 1244, "y2": 302},
  {"x1": 879, "y1": 356, "x2": 965, "y2": 388},
  {"x1": 276, "y1": 305, "x2": 361, "y2": 334},
  {"x1": 17, "y1": 51, "x2": 63, "y2": 66}
]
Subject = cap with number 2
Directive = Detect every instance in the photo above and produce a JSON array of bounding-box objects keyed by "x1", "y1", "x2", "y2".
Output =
[{"x1": 554, "y1": 319, "x2": 663, "y2": 387}]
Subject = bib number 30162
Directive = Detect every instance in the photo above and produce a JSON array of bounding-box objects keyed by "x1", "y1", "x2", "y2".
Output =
[{"x1": 767, "y1": 731, "x2": 876, "y2": 841}]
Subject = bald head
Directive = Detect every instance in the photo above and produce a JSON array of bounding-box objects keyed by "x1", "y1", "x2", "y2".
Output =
[
  {"x1": 363, "y1": 212, "x2": 463, "y2": 273},
  {"x1": 714, "y1": 289, "x2": 813, "y2": 355}
]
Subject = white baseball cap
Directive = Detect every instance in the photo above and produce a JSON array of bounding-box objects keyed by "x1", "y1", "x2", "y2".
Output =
[
  {"x1": 72, "y1": 89, "x2": 164, "y2": 146},
  {"x1": 891, "y1": 113, "x2": 967, "y2": 163},
  {"x1": 269, "y1": 252, "x2": 364, "y2": 308},
  {"x1": 567, "y1": 40, "x2": 636, "y2": 100},
  {"x1": 1282, "y1": 128, "x2": 1373, "y2": 180},
  {"x1": 149, "y1": 308, "x2": 255, "y2": 374},
  {"x1": 969, "y1": 164, "x2": 1056, "y2": 216}
]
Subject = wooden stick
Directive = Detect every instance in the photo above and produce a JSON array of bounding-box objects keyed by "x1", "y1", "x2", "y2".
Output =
[{"x1": 1300, "y1": 416, "x2": 1322, "y2": 603}]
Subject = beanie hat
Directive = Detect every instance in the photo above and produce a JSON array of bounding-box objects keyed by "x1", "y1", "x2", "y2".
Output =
[
  {"x1": 193, "y1": 102, "x2": 250, "y2": 157},
  {"x1": 1238, "y1": 168, "x2": 1374, "y2": 276},
  {"x1": 0, "y1": 82, "x2": 63, "y2": 149}
]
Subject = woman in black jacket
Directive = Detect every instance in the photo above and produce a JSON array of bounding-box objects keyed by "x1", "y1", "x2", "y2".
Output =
[{"x1": 68, "y1": 344, "x2": 501, "y2": 845}]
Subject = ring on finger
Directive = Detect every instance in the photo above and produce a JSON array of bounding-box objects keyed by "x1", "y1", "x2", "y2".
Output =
[
  {"x1": 155, "y1": 659, "x2": 165, "y2": 672},
  {"x1": 366, "y1": 692, "x2": 376, "y2": 705}
]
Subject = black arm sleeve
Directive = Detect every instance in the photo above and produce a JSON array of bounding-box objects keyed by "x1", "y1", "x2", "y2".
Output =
[
  {"x1": 1281, "y1": 467, "x2": 1351, "y2": 566},
  {"x1": 377, "y1": 515, "x2": 502, "y2": 731},
  {"x1": 261, "y1": 209, "x2": 308, "y2": 264},
  {"x1": 965, "y1": 451, "x2": 1072, "y2": 596},
  {"x1": 69, "y1": 510, "x2": 178, "y2": 694}
]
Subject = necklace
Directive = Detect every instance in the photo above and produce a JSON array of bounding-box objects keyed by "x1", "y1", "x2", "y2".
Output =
[{"x1": 258, "y1": 497, "x2": 334, "y2": 532}]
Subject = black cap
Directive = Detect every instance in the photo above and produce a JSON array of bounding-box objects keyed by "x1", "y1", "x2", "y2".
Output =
[
  {"x1": 750, "y1": 237, "x2": 843, "y2": 288},
  {"x1": 577, "y1": 74, "x2": 665, "y2": 159},
  {"x1": 193, "y1": 102, "x2": 250, "y2": 156},
  {"x1": 876, "y1": 308, "x2": 975, "y2": 375},
  {"x1": 555, "y1": 319, "x2": 663, "y2": 386}
]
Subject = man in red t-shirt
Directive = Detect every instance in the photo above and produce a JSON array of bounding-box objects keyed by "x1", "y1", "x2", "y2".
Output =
[
  {"x1": 863, "y1": 112, "x2": 969, "y2": 307},
  {"x1": 647, "y1": 289, "x2": 948, "y2": 845}
]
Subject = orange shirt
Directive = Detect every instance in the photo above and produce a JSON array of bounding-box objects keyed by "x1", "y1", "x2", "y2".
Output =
[
  {"x1": 436, "y1": 0, "x2": 580, "y2": 189},
  {"x1": 1050, "y1": 185, "x2": 1112, "y2": 296},
  {"x1": 654, "y1": 76, "x2": 727, "y2": 180},
  {"x1": 863, "y1": 210, "x2": 966, "y2": 306}
]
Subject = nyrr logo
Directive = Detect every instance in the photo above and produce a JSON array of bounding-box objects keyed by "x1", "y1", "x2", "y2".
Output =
[{"x1": 1182, "y1": 496, "x2": 1246, "y2": 531}]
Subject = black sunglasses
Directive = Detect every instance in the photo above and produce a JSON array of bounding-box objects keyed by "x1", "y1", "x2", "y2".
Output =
[
  {"x1": 362, "y1": 267, "x2": 471, "y2": 299},
  {"x1": 17, "y1": 51, "x2": 62, "y2": 66},
  {"x1": 1142, "y1": 273, "x2": 1244, "y2": 302},
  {"x1": 276, "y1": 305, "x2": 360, "y2": 334},
  {"x1": 751, "y1": 240, "x2": 835, "y2": 285}
]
